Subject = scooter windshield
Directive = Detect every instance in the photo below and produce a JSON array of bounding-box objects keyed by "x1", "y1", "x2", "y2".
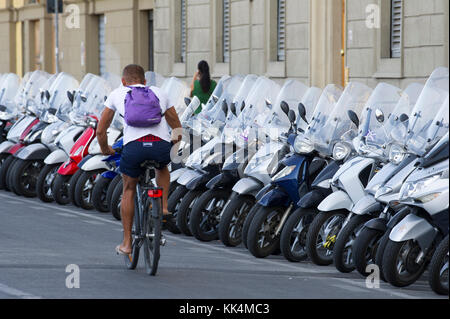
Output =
[
  {"x1": 145, "y1": 71, "x2": 165, "y2": 88},
  {"x1": 244, "y1": 141, "x2": 285, "y2": 177},
  {"x1": 258, "y1": 80, "x2": 309, "y2": 140},
  {"x1": 161, "y1": 77, "x2": 190, "y2": 114},
  {"x1": 40, "y1": 72, "x2": 79, "y2": 122},
  {"x1": 356, "y1": 83, "x2": 402, "y2": 157},
  {"x1": 313, "y1": 82, "x2": 372, "y2": 155},
  {"x1": 296, "y1": 87, "x2": 323, "y2": 132},
  {"x1": 302, "y1": 84, "x2": 343, "y2": 154},
  {"x1": 102, "y1": 72, "x2": 122, "y2": 90},
  {"x1": 404, "y1": 67, "x2": 449, "y2": 155},
  {"x1": 0, "y1": 73, "x2": 20, "y2": 119}
]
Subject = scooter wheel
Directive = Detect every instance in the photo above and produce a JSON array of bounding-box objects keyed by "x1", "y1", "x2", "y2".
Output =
[
  {"x1": 69, "y1": 170, "x2": 84, "y2": 207},
  {"x1": 105, "y1": 175, "x2": 122, "y2": 212},
  {"x1": 36, "y1": 164, "x2": 60, "y2": 203},
  {"x1": 218, "y1": 193, "x2": 254, "y2": 247},
  {"x1": 110, "y1": 179, "x2": 123, "y2": 220},
  {"x1": 333, "y1": 214, "x2": 372, "y2": 273},
  {"x1": 428, "y1": 235, "x2": 449, "y2": 295},
  {"x1": 52, "y1": 174, "x2": 72, "y2": 205},
  {"x1": 166, "y1": 185, "x2": 189, "y2": 234},
  {"x1": 247, "y1": 206, "x2": 285, "y2": 258},
  {"x1": 7, "y1": 158, "x2": 21, "y2": 196},
  {"x1": 0, "y1": 154, "x2": 12, "y2": 190},
  {"x1": 189, "y1": 189, "x2": 230, "y2": 242},
  {"x1": 242, "y1": 203, "x2": 261, "y2": 249},
  {"x1": 92, "y1": 175, "x2": 113, "y2": 212},
  {"x1": 280, "y1": 208, "x2": 316, "y2": 262},
  {"x1": 12, "y1": 159, "x2": 44, "y2": 198},
  {"x1": 74, "y1": 170, "x2": 105, "y2": 210},
  {"x1": 176, "y1": 189, "x2": 202, "y2": 236},
  {"x1": 353, "y1": 226, "x2": 384, "y2": 277}
]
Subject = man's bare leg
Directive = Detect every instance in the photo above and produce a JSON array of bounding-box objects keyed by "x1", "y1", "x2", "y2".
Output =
[
  {"x1": 120, "y1": 174, "x2": 139, "y2": 254},
  {"x1": 156, "y1": 166, "x2": 170, "y2": 215}
]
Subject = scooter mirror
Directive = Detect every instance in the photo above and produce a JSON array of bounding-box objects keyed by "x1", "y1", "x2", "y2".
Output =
[
  {"x1": 348, "y1": 110, "x2": 360, "y2": 128},
  {"x1": 298, "y1": 103, "x2": 308, "y2": 124},
  {"x1": 80, "y1": 95, "x2": 87, "y2": 103},
  {"x1": 48, "y1": 108, "x2": 57, "y2": 115},
  {"x1": 280, "y1": 101, "x2": 290, "y2": 116},
  {"x1": 222, "y1": 100, "x2": 228, "y2": 116},
  {"x1": 230, "y1": 102, "x2": 237, "y2": 116},
  {"x1": 212, "y1": 95, "x2": 219, "y2": 104},
  {"x1": 184, "y1": 97, "x2": 192, "y2": 107},
  {"x1": 375, "y1": 109, "x2": 385, "y2": 123},
  {"x1": 45, "y1": 90, "x2": 51, "y2": 101},
  {"x1": 67, "y1": 91, "x2": 74, "y2": 104},
  {"x1": 0, "y1": 105, "x2": 6, "y2": 112},
  {"x1": 288, "y1": 109, "x2": 296, "y2": 124},
  {"x1": 399, "y1": 113, "x2": 409, "y2": 123},
  {"x1": 265, "y1": 99, "x2": 272, "y2": 109}
]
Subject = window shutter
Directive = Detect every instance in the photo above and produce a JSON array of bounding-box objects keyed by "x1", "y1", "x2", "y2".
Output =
[
  {"x1": 223, "y1": 0, "x2": 230, "y2": 63},
  {"x1": 99, "y1": 15, "x2": 106, "y2": 76},
  {"x1": 277, "y1": 0, "x2": 286, "y2": 61},
  {"x1": 181, "y1": 0, "x2": 187, "y2": 63},
  {"x1": 390, "y1": 0, "x2": 402, "y2": 58}
]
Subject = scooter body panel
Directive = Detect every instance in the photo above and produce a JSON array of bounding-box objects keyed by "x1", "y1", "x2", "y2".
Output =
[
  {"x1": 6, "y1": 115, "x2": 34, "y2": 143},
  {"x1": 0, "y1": 140, "x2": 14, "y2": 154},
  {"x1": 206, "y1": 171, "x2": 238, "y2": 190},
  {"x1": 259, "y1": 187, "x2": 290, "y2": 207},
  {"x1": 177, "y1": 169, "x2": 204, "y2": 186},
  {"x1": 44, "y1": 149, "x2": 68, "y2": 165},
  {"x1": 389, "y1": 213, "x2": 438, "y2": 251},
  {"x1": 14, "y1": 143, "x2": 50, "y2": 161},
  {"x1": 170, "y1": 167, "x2": 188, "y2": 183},
  {"x1": 318, "y1": 190, "x2": 353, "y2": 212},
  {"x1": 352, "y1": 194, "x2": 382, "y2": 215},
  {"x1": 80, "y1": 154, "x2": 109, "y2": 171},
  {"x1": 364, "y1": 217, "x2": 388, "y2": 232},
  {"x1": 7, "y1": 143, "x2": 25, "y2": 155},
  {"x1": 232, "y1": 177, "x2": 263, "y2": 196},
  {"x1": 57, "y1": 125, "x2": 85, "y2": 154}
]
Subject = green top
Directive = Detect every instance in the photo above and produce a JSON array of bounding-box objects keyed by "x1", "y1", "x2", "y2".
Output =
[{"x1": 192, "y1": 79, "x2": 217, "y2": 114}]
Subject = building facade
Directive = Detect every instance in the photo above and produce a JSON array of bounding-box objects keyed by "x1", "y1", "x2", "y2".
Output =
[{"x1": 0, "y1": 0, "x2": 448, "y2": 89}]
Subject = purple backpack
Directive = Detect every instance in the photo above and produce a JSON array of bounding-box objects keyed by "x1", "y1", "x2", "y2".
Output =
[{"x1": 124, "y1": 86, "x2": 162, "y2": 127}]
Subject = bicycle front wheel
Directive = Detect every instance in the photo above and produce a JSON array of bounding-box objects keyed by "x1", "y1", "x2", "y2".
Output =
[{"x1": 143, "y1": 196, "x2": 161, "y2": 276}]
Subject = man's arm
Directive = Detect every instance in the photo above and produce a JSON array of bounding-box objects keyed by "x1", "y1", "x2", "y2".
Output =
[
  {"x1": 97, "y1": 107, "x2": 116, "y2": 155},
  {"x1": 165, "y1": 106, "x2": 183, "y2": 144}
]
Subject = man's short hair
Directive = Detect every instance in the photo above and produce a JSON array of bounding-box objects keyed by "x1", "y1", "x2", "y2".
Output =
[{"x1": 122, "y1": 64, "x2": 146, "y2": 84}]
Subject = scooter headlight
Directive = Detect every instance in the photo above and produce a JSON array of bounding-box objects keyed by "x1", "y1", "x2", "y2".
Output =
[
  {"x1": 399, "y1": 174, "x2": 442, "y2": 202},
  {"x1": 333, "y1": 142, "x2": 351, "y2": 161},
  {"x1": 272, "y1": 165, "x2": 296, "y2": 181},
  {"x1": 293, "y1": 137, "x2": 314, "y2": 154},
  {"x1": 389, "y1": 144, "x2": 406, "y2": 165}
]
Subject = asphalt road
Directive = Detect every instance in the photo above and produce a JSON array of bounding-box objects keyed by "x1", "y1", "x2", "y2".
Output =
[{"x1": 0, "y1": 190, "x2": 445, "y2": 299}]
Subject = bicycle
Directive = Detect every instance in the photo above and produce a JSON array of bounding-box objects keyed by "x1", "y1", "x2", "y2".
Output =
[{"x1": 123, "y1": 159, "x2": 166, "y2": 276}]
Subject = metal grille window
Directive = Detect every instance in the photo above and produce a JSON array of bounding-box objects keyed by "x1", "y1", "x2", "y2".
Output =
[
  {"x1": 390, "y1": 0, "x2": 402, "y2": 58},
  {"x1": 180, "y1": 0, "x2": 187, "y2": 63},
  {"x1": 277, "y1": 0, "x2": 286, "y2": 61},
  {"x1": 223, "y1": 0, "x2": 230, "y2": 63},
  {"x1": 99, "y1": 15, "x2": 106, "y2": 76}
]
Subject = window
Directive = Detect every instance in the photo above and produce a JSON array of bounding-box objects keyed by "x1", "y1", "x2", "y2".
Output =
[
  {"x1": 390, "y1": 0, "x2": 402, "y2": 58},
  {"x1": 223, "y1": 0, "x2": 230, "y2": 63},
  {"x1": 32, "y1": 20, "x2": 41, "y2": 70},
  {"x1": 180, "y1": 0, "x2": 187, "y2": 63},
  {"x1": 98, "y1": 15, "x2": 106, "y2": 76},
  {"x1": 277, "y1": 0, "x2": 286, "y2": 61}
]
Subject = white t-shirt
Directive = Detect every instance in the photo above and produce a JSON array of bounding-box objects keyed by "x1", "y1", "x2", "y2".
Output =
[{"x1": 104, "y1": 84, "x2": 172, "y2": 145}]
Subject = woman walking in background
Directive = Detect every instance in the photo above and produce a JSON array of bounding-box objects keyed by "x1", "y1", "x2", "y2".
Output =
[{"x1": 190, "y1": 60, "x2": 217, "y2": 114}]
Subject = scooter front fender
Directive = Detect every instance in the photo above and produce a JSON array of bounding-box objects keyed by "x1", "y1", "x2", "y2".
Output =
[
  {"x1": 232, "y1": 177, "x2": 263, "y2": 196},
  {"x1": 186, "y1": 173, "x2": 208, "y2": 190},
  {"x1": 259, "y1": 188, "x2": 290, "y2": 207},
  {"x1": 389, "y1": 214, "x2": 438, "y2": 251},
  {"x1": 57, "y1": 159, "x2": 79, "y2": 176},
  {"x1": 177, "y1": 169, "x2": 203, "y2": 186},
  {"x1": 7, "y1": 143, "x2": 24, "y2": 155},
  {"x1": 80, "y1": 154, "x2": 109, "y2": 171},
  {"x1": 364, "y1": 217, "x2": 387, "y2": 233},
  {"x1": 206, "y1": 171, "x2": 238, "y2": 190},
  {"x1": 170, "y1": 167, "x2": 188, "y2": 183},
  {"x1": 44, "y1": 149, "x2": 68, "y2": 165},
  {"x1": 297, "y1": 188, "x2": 331, "y2": 209},
  {"x1": 318, "y1": 190, "x2": 353, "y2": 212},
  {"x1": 15, "y1": 143, "x2": 50, "y2": 161},
  {"x1": 102, "y1": 170, "x2": 118, "y2": 179},
  {"x1": 0, "y1": 140, "x2": 14, "y2": 154},
  {"x1": 352, "y1": 194, "x2": 382, "y2": 215}
]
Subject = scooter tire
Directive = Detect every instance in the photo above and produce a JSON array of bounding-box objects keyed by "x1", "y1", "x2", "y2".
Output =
[
  {"x1": 0, "y1": 154, "x2": 13, "y2": 190},
  {"x1": 105, "y1": 175, "x2": 122, "y2": 212},
  {"x1": 36, "y1": 164, "x2": 60, "y2": 203},
  {"x1": 68, "y1": 169, "x2": 84, "y2": 207},
  {"x1": 74, "y1": 170, "x2": 105, "y2": 210},
  {"x1": 242, "y1": 203, "x2": 261, "y2": 249},
  {"x1": 12, "y1": 159, "x2": 44, "y2": 198},
  {"x1": 428, "y1": 235, "x2": 449, "y2": 295},
  {"x1": 52, "y1": 174, "x2": 72, "y2": 205},
  {"x1": 92, "y1": 175, "x2": 113, "y2": 212},
  {"x1": 110, "y1": 179, "x2": 123, "y2": 220},
  {"x1": 353, "y1": 226, "x2": 384, "y2": 277},
  {"x1": 176, "y1": 189, "x2": 202, "y2": 236}
]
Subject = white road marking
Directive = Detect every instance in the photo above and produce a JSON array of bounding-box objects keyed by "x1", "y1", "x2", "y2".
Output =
[
  {"x1": 83, "y1": 220, "x2": 105, "y2": 225},
  {"x1": 334, "y1": 278, "x2": 420, "y2": 299},
  {"x1": 0, "y1": 282, "x2": 41, "y2": 299},
  {"x1": 331, "y1": 283, "x2": 371, "y2": 294}
]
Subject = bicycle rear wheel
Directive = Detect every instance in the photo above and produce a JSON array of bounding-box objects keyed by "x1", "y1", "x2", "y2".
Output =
[{"x1": 143, "y1": 195, "x2": 162, "y2": 276}]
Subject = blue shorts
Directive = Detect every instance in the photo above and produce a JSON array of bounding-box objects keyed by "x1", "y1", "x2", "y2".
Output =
[{"x1": 120, "y1": 139, "x2": 172, "y2": 178}]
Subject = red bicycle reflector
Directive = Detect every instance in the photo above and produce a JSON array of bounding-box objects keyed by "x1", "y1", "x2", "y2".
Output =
[{"x1": 148, "y1": 189, "x2": 163, "y2": 198}]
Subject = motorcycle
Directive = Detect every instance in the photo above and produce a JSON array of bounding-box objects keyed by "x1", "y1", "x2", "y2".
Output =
[{"x1": 0, "y1": 73, "x2": 21, "y2": 143}]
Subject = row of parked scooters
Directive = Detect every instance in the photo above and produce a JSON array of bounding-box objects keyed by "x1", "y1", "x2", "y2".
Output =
[{"x1": 0, "y1": 67, "x2": 448, "y2": 296}]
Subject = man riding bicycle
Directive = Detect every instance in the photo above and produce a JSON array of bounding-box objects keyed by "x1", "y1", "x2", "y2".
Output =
[{"x1": 97, "y1": 64, "x2": 182, "y2": 256}]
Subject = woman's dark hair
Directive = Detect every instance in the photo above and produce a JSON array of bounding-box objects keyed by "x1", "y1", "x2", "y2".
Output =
[{"x1": 198, "y1": 60, "x2": 211, "y2": 93}]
